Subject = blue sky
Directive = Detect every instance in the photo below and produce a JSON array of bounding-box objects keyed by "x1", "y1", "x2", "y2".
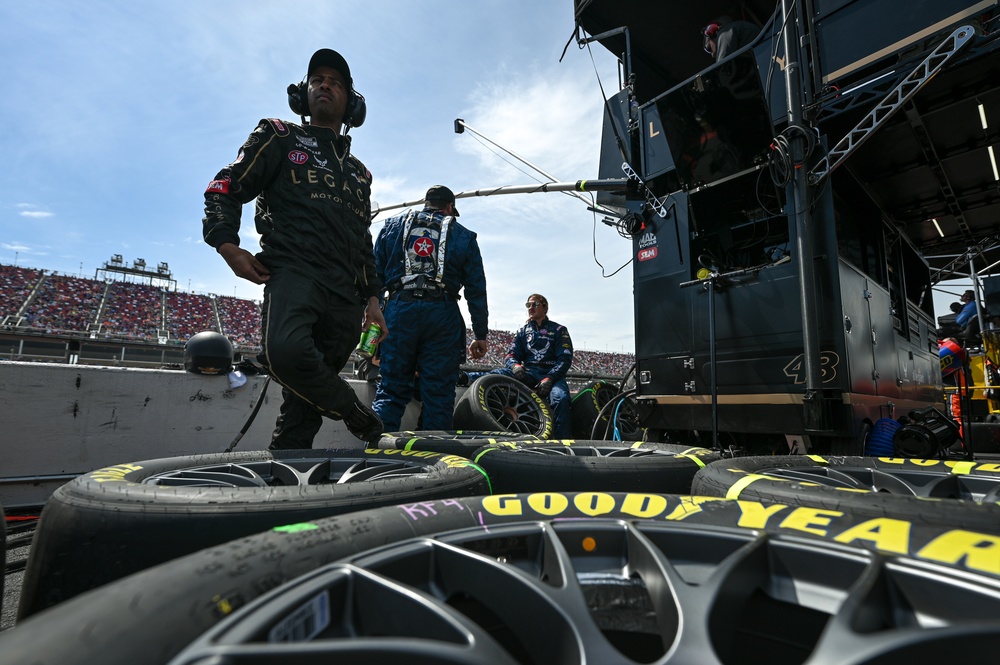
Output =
[{"x1": 0, "y1": 1, "x2": 636, "y2": 352}]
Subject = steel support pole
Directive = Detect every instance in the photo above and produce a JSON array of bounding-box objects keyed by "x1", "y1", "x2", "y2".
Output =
[{"x1": 781, "y1": 0, "x2": 824, "y2": 423}]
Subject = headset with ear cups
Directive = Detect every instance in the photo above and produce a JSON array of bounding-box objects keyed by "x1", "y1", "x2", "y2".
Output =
[
  {"x1": 702, "y1": 23, "x2": 721, "y2": 55},
  {"x1": 286, "y1": 77, "x2": 367, "y2": 128}
]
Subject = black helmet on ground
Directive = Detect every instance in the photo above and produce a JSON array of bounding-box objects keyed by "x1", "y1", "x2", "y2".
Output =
[{"x1": 184, "y1": 331, "x2": 234, "y2": 375}]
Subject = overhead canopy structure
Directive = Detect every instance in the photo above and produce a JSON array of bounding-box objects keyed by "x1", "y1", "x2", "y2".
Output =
[{"x1": 574, "y1": 0, "x2": 1000, "y2": 281}]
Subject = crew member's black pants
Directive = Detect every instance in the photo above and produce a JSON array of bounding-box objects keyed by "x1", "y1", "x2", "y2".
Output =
[{"x1": 258, "y1": 269, "x2": 364, "y2": 449}]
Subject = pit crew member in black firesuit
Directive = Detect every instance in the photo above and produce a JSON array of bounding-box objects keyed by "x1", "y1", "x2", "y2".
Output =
[
  {"x1": 371, "y1": 185, "x2": 489, "y2": 431},
  {"x1": 702, "y1": 17, "x2": 760, "y2": 62},
  {"x1": 492, "y1": 294, "x2": 573, "y2": 438},
  {"x1": 202, "y1": 48, "x2": 385, "y2": 449}
]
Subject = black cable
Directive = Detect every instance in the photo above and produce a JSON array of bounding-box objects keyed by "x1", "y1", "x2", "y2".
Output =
[{"x1": 223, "y1": 375, "x2": 271, "y2": 453}]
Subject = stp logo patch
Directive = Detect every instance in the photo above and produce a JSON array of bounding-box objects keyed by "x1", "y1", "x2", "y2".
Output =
[
  {"x1": 638, "y1": 247, "x2": 658, "y2": 261},
  {"x1": 288, "y1": 150, "x2": 309, "y2": 165}
]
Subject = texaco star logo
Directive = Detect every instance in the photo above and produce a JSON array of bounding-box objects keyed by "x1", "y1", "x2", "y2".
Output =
[{"x1": 413, "y1": 237, "x2": 435, "y2": 257}]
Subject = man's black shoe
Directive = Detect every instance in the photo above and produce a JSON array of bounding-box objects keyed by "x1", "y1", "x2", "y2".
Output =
[{"x1": 344, "y1": 402, "x2": 384, "y2": 445}]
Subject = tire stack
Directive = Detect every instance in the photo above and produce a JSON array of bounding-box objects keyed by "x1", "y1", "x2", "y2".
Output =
[{"x1": 8, "y1": 371, "x2": 1000, "y2": 662}]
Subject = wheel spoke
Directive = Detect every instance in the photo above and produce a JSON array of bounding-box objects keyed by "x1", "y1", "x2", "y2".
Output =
[
  {"x1": 143, "y1": 464, "x2": 268, "y2": 488},
  {"x1": 142, "y1": 456, "x2": 433, "y2": 488},
  {"x1": 810, "y1": 556, "x2": 1000, "y2": 663},
  {"x1": 335, "y1": 459, "x2": 426, "y2": 483},
  {"x1": 765, "y1": 467, "x2": 865, "y2": 489}
]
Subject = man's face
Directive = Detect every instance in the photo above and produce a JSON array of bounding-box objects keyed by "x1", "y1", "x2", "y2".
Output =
[
  {"x1": 526, "y1": 299, "x2": 548, "y2": 323},
  {"x1": 307, "y1": 65, "x2": 348, "y2": 128}
]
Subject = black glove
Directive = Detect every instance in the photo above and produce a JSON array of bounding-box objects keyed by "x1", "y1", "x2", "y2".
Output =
[
  {"x1": 512, "y1": 364, "x2": 527, "y2": 380},
  {"x1": 535, "y1": 377, "x2": 553, "y2": 398}
]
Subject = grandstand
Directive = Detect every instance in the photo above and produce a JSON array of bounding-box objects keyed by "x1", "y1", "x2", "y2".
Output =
[{"x1": 0, "y1": 262, "x2": 634, "y2": 379}]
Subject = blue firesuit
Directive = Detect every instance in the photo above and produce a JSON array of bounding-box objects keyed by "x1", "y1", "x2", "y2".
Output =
[
  {"x1": 372, "y1": 208, "x2": 488, "y2": 431},
  {"x1": 494, "y1": 318, "x2": 574, "y2": 438},
  {"x1": 956, "y1": 300, "x2": 977, "y2": 327}
]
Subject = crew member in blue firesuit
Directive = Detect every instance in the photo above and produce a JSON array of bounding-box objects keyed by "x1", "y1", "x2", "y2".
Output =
[
  {"x1": 493, "y1": 294, "x2": 574, "y2": 438},
  {"x1": 371, "y1": 185, "x2": 489, "y2": 431}
]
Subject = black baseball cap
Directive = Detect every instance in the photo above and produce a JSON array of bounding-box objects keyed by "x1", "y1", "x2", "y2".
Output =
[
  {"x1": 308, "y1": 48, "x2": 352, "y2": 84},
  {"x1": 425, "y1": 185, "x2": 459, "y2": 216}
]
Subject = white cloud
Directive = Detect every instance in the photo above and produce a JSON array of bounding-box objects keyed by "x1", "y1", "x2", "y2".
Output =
[
  {"x1": 1, "y1": 242, "x2": 33, "y2": 252},
  {"x1": 19, "y1": 211, "x2": 54, "y2": 219}
]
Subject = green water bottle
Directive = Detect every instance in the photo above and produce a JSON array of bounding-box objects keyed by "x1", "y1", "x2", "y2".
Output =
[{"x1": 358, "y1": 323, "x2": 381, "y2": 357}]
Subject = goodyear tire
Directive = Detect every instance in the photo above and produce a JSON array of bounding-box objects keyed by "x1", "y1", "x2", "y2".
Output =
[
  {"x1": 471, "y1": 440, "x2": 719, "y2": 493},
  {"x1": 570, "y1": 380, "x2": 617, "y2": 438},
  {"x1": 691, "y1": 454, "x2": 1000, "y2": 531},
  {"x1": 2, "y1": 493, "x2": 999, "y2": 665},
  {"x1": 18, "y1": 448, "x2": 489, "y2": 618},
  {"x1": 378, "y1": 430, "x2": 541, "y2": 456},
  {"x1": 453, "y1": 374, "x2": 553, "y2": 438}
]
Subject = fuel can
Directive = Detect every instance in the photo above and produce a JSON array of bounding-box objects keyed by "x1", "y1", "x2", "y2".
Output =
[{"x1": 358, "y1": 323, "x2": 381, "y2": 357}]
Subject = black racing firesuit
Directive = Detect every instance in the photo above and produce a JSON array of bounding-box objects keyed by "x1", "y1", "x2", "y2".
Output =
[{"x1": 202, "y1": 117, "x2": 381, "y2": 448}]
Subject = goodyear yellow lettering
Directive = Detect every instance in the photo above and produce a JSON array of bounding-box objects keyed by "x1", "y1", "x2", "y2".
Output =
[
  {"x1": 526, "y1": 493, "x2": 569, "y2": 516},
  {"x1": 917, "y1": 531, "x2": 1000, "y2": 575},
  {"x1": 778, "y1": 507, "x2": 843, "y2": 536},
  {"x1": 972, "y1": 463, "x2": 1000, "y2": 473},
  {"x1": 736, "y1": 501, "x2": 788, "y2": 528},
  {"x1": 907, "y1": 459, "x2": 941, "y2": 467},
  {"x1": 664, "y1": 496, "x2": 728, "y2": 521},
  {"x1": 398, "y1": 449, "x2": 432, "y2": 457},
  {"x1": 574, "y1": 492, "x2": 617, "y2": 516},
  {"x1": 832, "y1": 518, "x2": 911, "y2": 554},
  {"x1": 620, "y1": 493, "x2": 670, "y2": 518},
  {"x1": 877, "y1": 457, "x2": 905, "y2": 465},
  {"x1": 481, "y1": 494, "x2": 524, "y2": 516},
  {"x1": 90, "y1": 463, "x2": 144, "y2": 482}
]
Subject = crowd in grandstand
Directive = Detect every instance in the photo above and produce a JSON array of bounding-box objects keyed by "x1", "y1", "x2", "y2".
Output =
[
  {"x1": 102, "y1": 281, "x2": 162, "y2": 340},
  {"x1": 0, "y1": 263, "x2": 634, "y2": 376},
  {"x1": 215, "y1": 295, "x2": 262, "y2": 349}
]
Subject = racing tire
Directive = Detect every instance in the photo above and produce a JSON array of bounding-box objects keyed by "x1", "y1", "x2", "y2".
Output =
[
  {"x1": 18, "y1": 448, "x2": 489, "y2": 618},
  {"x1": 2, "y1": 493, "x2": 999, "y2": 665},
  {"x1": 471, "y1": 440, "x2": 719, "y2": 493},
  {"x1": 691, "y1": 454, "x2": 1000, "y2": 531},
  {"x1": 453, "y1": 374, "x2": 553, "y2": 438},
  {"x1": 378, "y1": 430, "x2": 541, "y2": 456},
  {"x1": 570, "y1": 380, "x2": 617, "y2": 438}
]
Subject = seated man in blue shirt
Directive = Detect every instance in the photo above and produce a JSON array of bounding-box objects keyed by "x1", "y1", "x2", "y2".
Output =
[
  {"x1": 492, "y1": 294, "x2": 574, "y2": 439},
  {"x1": 955, "y1": 289, "x2": 980, "y2": 340}
]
